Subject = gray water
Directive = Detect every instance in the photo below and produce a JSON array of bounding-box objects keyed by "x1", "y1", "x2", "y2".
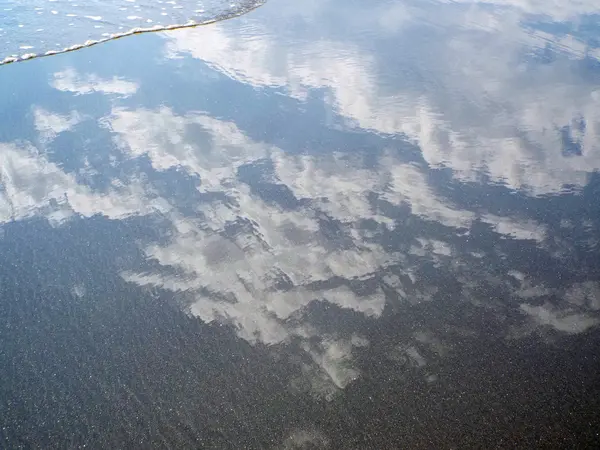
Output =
[{"x1": 1, "y1": 0, "x2": 600, "y2": 448}]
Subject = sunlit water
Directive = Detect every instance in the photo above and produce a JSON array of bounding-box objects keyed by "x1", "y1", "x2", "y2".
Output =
[{"x1": 0, "y1": 0, "x2": 264, "y2": 64}]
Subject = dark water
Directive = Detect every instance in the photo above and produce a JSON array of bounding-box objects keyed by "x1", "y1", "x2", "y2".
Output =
[{"x1": 1, "y1": 0, "x2": 600, "y2": 448}]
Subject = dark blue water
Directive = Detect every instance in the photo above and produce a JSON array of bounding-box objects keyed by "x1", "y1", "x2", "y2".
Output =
[{"x1": 1, "y1": 0, "x2": 600, "y2": 448}]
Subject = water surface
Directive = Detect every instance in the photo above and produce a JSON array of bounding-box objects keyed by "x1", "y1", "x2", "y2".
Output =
[
  {"x1": 1, "y1": 0, "x2": 600, "y2": 448},
  {"x1": 0, "y1": 0, "x2": 264, "y2": 64}
]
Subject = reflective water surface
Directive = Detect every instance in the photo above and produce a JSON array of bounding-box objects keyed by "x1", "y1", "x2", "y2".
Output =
[{"x1": 1, "y1": 0, "x2": 600, "y2": 447}]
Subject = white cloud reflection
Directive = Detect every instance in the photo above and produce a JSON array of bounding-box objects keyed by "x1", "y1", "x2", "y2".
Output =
[
  {"x1": 52, "y1": 68, "x2": 139, "y2": 96},
  {"x1": 0, "y1": 141, "x2": 169, "y2": 225},
  {"x1": 520, "y1": 303, "x2": 600, "y2": 334},
  {"x1": 163, "y1": 0, "x2": 600, "y2": 196},
  {"x1": 100, "y1": 103, "x2": 599, "y2": 391},
  {"x1": 3, "y1": 91, "x2": 599, "y2": 393},
  {"x1": 4, "y1": 0, "x2": 600, "y2": 394},
  {"x1": 33, "y1": 107, "x2": 82, "y2": 144}
]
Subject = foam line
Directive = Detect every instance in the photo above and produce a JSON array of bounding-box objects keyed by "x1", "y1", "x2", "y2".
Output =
[{"x1": 0, "y1": 0, "x2": 265, "y2": 67}]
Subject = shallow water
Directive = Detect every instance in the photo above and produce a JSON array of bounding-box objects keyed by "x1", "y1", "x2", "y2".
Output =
[
  {"x1": 0, "y1": 0, "x2": 264, "y2": 64},
  {"x1": 1, "y1": 0, "x2": 600, "y2": 448}
]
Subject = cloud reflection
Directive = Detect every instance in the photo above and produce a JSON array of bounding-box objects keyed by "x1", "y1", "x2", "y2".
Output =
[
  {"x1": 52, "y1": 68, "x2": 139, "y2": 96},
  {"x1": 33, "y1": 107, "x2": 82, "y2": 144},
  {"x1": 2, "y1": 0, "x2": 600, "y2": 396},
  {"x1": 100, "y1": 102, "x2": 599, "y2": 390},
  {"x1": 164, "y1": 0, "x2": 600, "y2": 195},
  {"x1": 0, "y1": 141, "x2": 169, "y2": 225}
]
